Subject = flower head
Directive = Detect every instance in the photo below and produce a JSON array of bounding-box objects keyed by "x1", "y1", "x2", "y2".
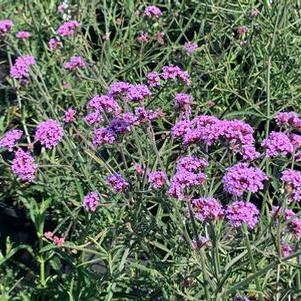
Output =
[
  {"x1": 127, "y1": 84, "x2": 151, "y2": 102},
  {"x1": 276, "y1": 111, "x2": 301, "y2": 131},
  {"x1": 57, "y1": 20, "x2": 80, "y2": 37},
  {"x1": 147, "y1": 71, "x2": 160, "y2": 87},
  {"x1": 10, "y1": 55, "x2": 36, "y2": 82},
  {"x1": 144, "y1": 6, "x2": 162, "y2": 18},
  {"x1": 161, "y1": 65, "x2": 190, "y2": 85},
  {"x1": 0, "y1": 129, "x2": 23, "y2": 151},
  {"x1": 16, "y1": 31, "x2": 31, "y2": 39},
  {"x1": 281, "y1": 169, "x2": 301, "y2": 202},
  {"x1": 184, "y1": 41, "x2": 198, "y2": 55},
  {"x1": 223, "y1": 163, "x2": 266, "y2": 197},
  {"x1": 35, "y1": 119, "x2": 64, "y2": 149},
  {"x1": 262, "y1": 131, "x2": 293, "y2": 157},
  {"x1": 0, "y1": 19, "x2": 13, "y2": 36},
  {"x1": 64, "y1": 108, "x2": 76, "y2": 123},
  {"x1": 148, "y1": 171, "x2": 167, "y2": 189},
  {"x1": 93, "y1": 127, "x2": 115, "y2": 146},
  {"x1": 63, "y1": 56, "x2": 86, "y2": 70},
  {"x1": 192, "y1": 197, "x2": 224, "y2": 222},
  {"x1": 83, "y1": 192, "x2": 100, "y2": 212},
  {"x1": 107, "y1": 173, "x2": 129, "y2": 193},
  {"x1": 11, "y1": 149, "x2": 37, "y2": 182},
  {"x1": 226, "y1": 201, "x2": 259, "y2": 229},
  {"x1": 48, "y1": 38, "x2": 62, "y2": 51}
]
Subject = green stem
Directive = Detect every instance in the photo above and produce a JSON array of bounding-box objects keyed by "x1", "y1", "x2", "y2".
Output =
[{"x1": 243, "y1": 225, "x2": 263, "y2": 301}]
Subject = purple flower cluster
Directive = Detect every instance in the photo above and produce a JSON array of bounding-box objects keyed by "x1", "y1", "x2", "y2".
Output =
[
  {"x1": 35, "y1": 119, "x2": 64, "y2": 149},
  {"x1": 175, "y1": 115, "x2": 259, "y2": 160},
  {"x1": 281, "y1": 169, "x2": 301, "y2": 202},
  {"x1": 184, "y1": 41, "x2": 198, "y2": 55},
  {"x1": 276, "y1": 111, "x2": 301, "y2": 131},
  {"x1": 64, "y1": 108, "x2": 76, "y2": 123},
  {"x1": 144, "y1": 6, "x2": 162, "y2": 18},
  {"x1": 161, "y1": 65, "x2": 190, "y2": 86},
  {"x1": 87, "y1": 95, "x2": 121, "y2": 116},
  {"x1": 0, "y1": 19, "x2": 13, "y2": 36},
  {"x1": 49, "y1": 38, "x2": 62, "y2": 51},
  {"x1": 63, "y1": 56, "x2": 86, "y2": 70},
  {"x1": 147, "y1": 71, "x2": 160, "y2": 87},
  {"x1": 176, "y1": 156, "x2": 208, "y2": 172},
  {"x1": 261, "y1": 131, "x2": 293, "y2": 157},
  {"x1": 225, "y1": 201, "x2": 259, "y2": 229},
  {"x1": 192, "y1": 197, "x2": 224, "y2": 222},
  {"x1": 83, "y1": 192, "x2": 100, "y2": 212},
  {"x1": 107, "y1": 173, "x2": 129, "y2": 193},
  {"x1": 168, "y1": 156, "x2": 207, "y2": 200},
  {"x1": 223, "y1": 163, "x2": 266, "y2": 196},
  {"x1": 10, "y1": 55, "x2": 36, "y2": 82},
  {"x1": 84, "y1": 111, "x2": 104, "y2": 126},
  {"x1": 108, "y1": 81, "x2": 131, "y2": 97},
  {"x1": 57, "y1": 20, "x2": 80, "y2": 37},
  {"x1": 93, "y1": 127, "x2": 115, "y2": 146},
  {"x1": 148, "y1": 171, "x2": 167, "y2": 189},
  {"x1": 126, "y1": 84, "x2": 151, "y2": 102},
  {"x1": 11, "y1": 149, "x2": 37, "y2": 182},
  {"x1": 16, "y1": 31, "x2": 31, "y2": 39},
  {"x1": 175, "y1": 93, "x2": 193, "y2": 115},
  {"x1": 0, "y1": 129, "x2": 23, "y2": 151}
]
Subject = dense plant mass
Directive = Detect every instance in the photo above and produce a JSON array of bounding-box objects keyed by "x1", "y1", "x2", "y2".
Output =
[{"x1": 1, "y1": 1, "x2": 301, "y2": 300}]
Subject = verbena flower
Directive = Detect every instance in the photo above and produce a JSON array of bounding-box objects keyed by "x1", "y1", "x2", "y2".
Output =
[
  {"x1": 48, "y1": 38, "x2": 62, "y2": 51},
  {"x1": 16, "y1": 31, "x2": 31, "y2": 39},
  {"x1": 84, "y1": 111, "x2": 104, "y2": 126},
  {"x1": 83, "y1": 192, "x2": 100, "y2": 212},
  {"x1": 161, "y1": 65, "x2": 190, "y2": 85},
  {"x1": 175, "y1": 93, "x2": 193, "y2": 115},
  {"x1": 223, "y1": 163, "x2": 266, "y2": 196},
  {"x1": 289, "y1": 133, "x2": 301, "y2": 150},
  {"x1": 183, "y1": 115, "x2": 221, "y2": 146},
  {"x1": 276, "y1": 111, "x2": 301, "y2": 130},
  {"x1": 64, "y1": 108, "x2": 76, "y2": 123},
  {"x1": 134, "y1": 106, "x2": 164, "y2": 124},
  {"x1": 126, "y1": 84, "x2": 151, "y2": 102},
  {"x1": 0, "y1": 19, "x2": 13, "y2": 36},
  {"x1": 171, "y1": 119, "x2": 191, "y2": 139},
  {"x1": 109, "y1": 118, "x2": 131, "y2": 134},
  {"x1": 281, "y1": 243, "x2": 292, "y2": 257},
  {"x1": 226, "y1": 201, "x2": 259, "y2": 229},
  {"x1": 184, "y1": 41, "x2": 198, "y2": 55},
  {"x1": 11, "y1": 149, "x2": 37, "y2": 181},
  {"x1": 137, "y1": 32, "x2": 149, "y2": 43},
  {"x1": 107, "y1": 173, "x2": 129, "y2": 193},
  {"x1": 290, "y1": 218, "x2": 301, "y2": 238},
  {"x1": 93, "y1": 127, "x2": 115, "y2": 145},
  {"x1": 192, "y1": 197, "x2": 224, "y2": 222},
  {"x1": 87, "y1": 95, "x2": 121, "y2": 116},
  {"x1": 168, "y1": 170, "x2": 206, "y2": 200},
  {"x1": 63, "y1": 56, "x2": 86, "y2": 70},
  {"x1": 261, "y1": 131, "x2": 293, "y2": 157},
  {"x1": 108, "y1": 81, "x2": 131, "y2": 97},
  {"x1": 144, "y1": 5, "x2": 162, "y2": 18},
  {"x1": 176, "y1": 156, "x2": 208, "y2": 172},
  {"x1": 147, "y1": 71, "x2": 160, "y2": 87},
  {"x1": 57, "y1": 20, "x2": 80, "y2": 37},
  {"x1": 148, "y1": 171, "x2": 167, "y2": 189},
  {"x1": 35, "y1": 119, "x2": 64, "y2": 149},
  {"x1": 0, "y1": 129, "x2": 23, "y2": 151},
  {"x1": 10, "y1": 55, "x2": 36, "y2": 82},
  {"x1": 281, "y1": 169, "x2": 301, "y2": 202},
  {"x1": 271, "y1": 206, "x2": 296, "y2": 221}
]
